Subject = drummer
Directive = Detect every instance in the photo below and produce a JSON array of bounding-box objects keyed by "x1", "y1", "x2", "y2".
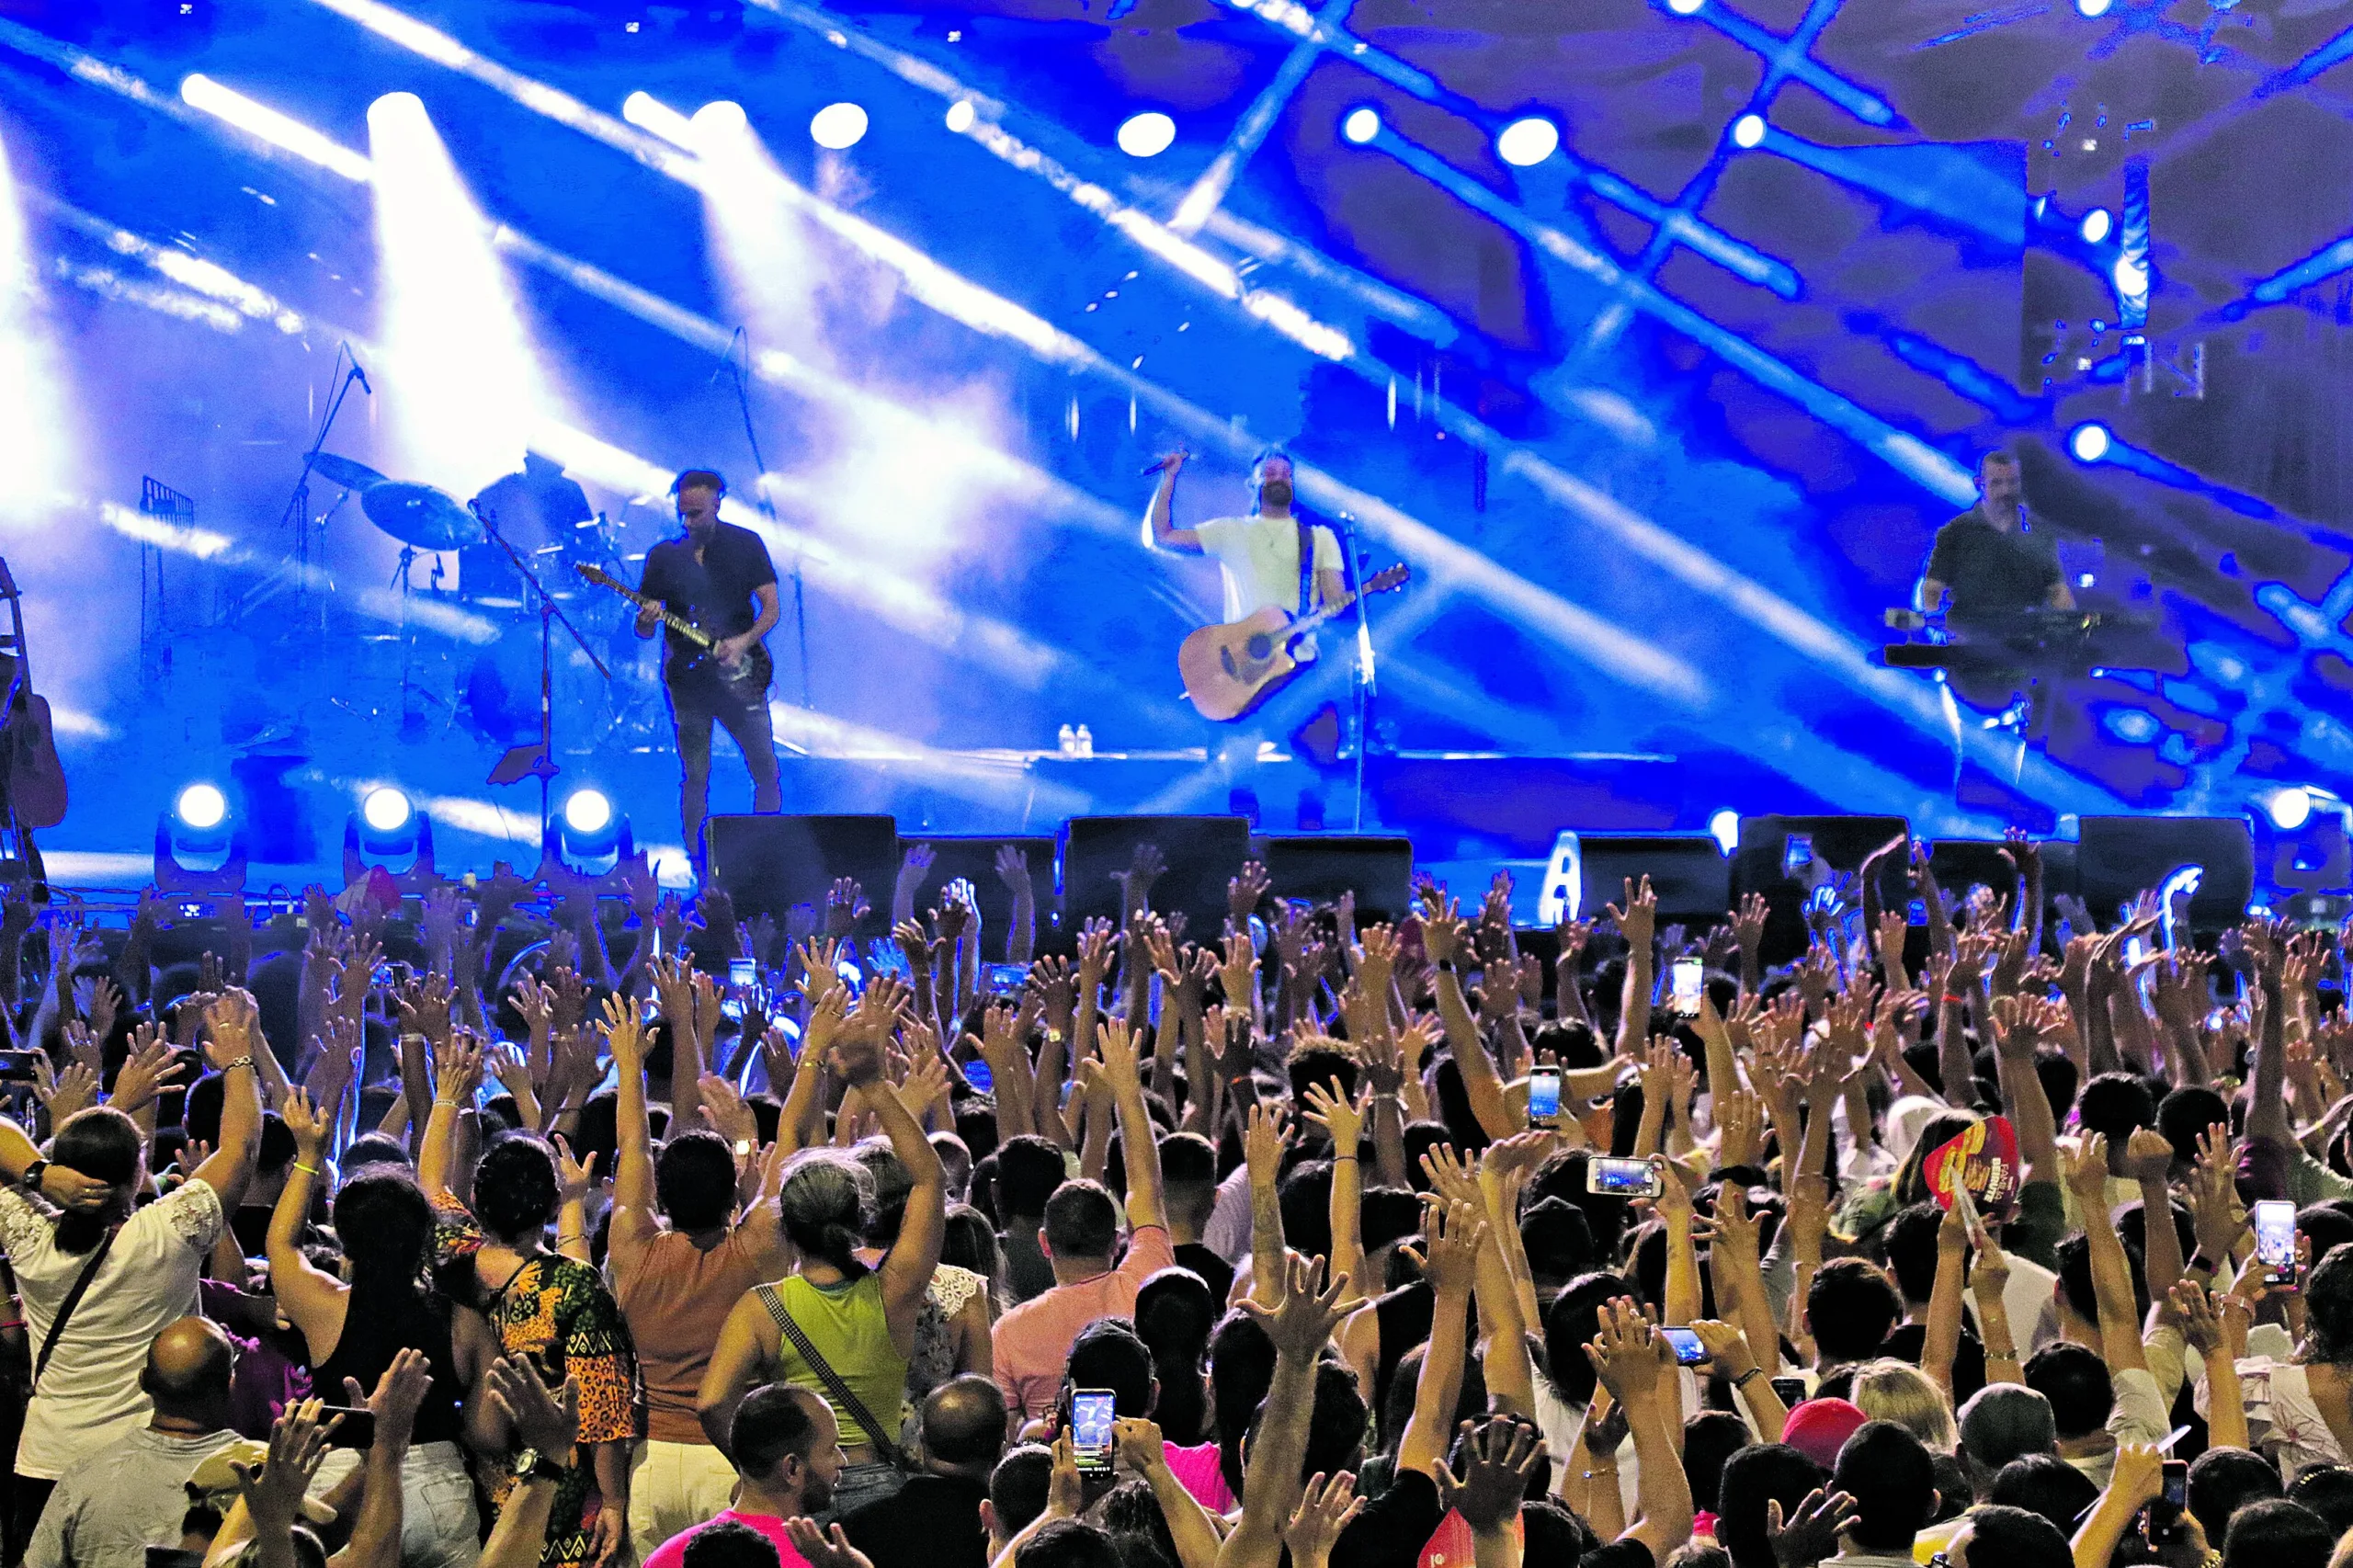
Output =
[{"x1": 465, "y1": 451, "x2": 594, "y2": 606}]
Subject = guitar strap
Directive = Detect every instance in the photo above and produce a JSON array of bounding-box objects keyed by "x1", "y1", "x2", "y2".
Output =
[{"x1": 1296, "y1": 518, "x2": 1315, "y2": 619}]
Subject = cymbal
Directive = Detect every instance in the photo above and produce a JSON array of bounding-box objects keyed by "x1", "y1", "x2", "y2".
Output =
[
  {"x1": 363, "y1": 482, "x2": 484, "y2": 551},
  {"x1": 311, "y1": 452, "x2": 386, "y2": 490}
]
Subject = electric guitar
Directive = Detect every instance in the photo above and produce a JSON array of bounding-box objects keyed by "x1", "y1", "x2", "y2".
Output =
[
  {"x1": 574, "y1": 562, "x2": 773, "y2": 704},
  {"x1": 1178, "y1": 564, "x2": 1410, "y2": 722}
]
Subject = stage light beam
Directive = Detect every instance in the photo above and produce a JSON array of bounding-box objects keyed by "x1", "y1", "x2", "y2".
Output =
[
  {"x1": 944, "y1": 99, "x2": 974, "y2": 133},
  {"x1": 1117, "y1": 111, "x2": 1176, "y2": 157},
  {"x1": 176, "y1": 782, "x2": 228, "y2": 831},
  {"x1": 361, "y1": 786, "x2": 412, "y2": 833},
  {"x1": 1342, "y1": 108, "x2": 1381, "y2": 144},
  {"x1": 694, "y1": 100, "x2": 747, "y2": 138},
  {"x1": 2270, "y1": 787, "x2": 2313, "y2": 831},
  {"x1": 620, "y1": 89, "x2": 695, "y2": 148},
  {"x1": 0, "y1": 128, "x2": 67, "y2": 523},
  {"x1": 1731, "y1": 113, "x2": 1767, "y2": 149},
  {"x1": 2079, "y1": 207, "x2": 2112, "y2": 244},
  {"x1": 1496, "y1": 117, "x2": 1560, "y2": 166},
  {"x1": 563, "y1": 788, "x2": 611, "y2": 835},
  {"x1": 180, "y1": 74, "x2": 371, "y2": 181},
  {"x1": 810, "y1": 102, "x2": 868, "y2": 150},
  {"x1": 367, "y1": 90, "x2": 553, "y2": 497},
  {"x1": 2069, "y1": 422, "x2": 2112, "y2": 463}
]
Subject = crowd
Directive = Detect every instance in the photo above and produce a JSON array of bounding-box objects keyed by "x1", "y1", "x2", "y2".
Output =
[{"x1": 0, "y1": 833, "x2": 2345, "y2": 1568}]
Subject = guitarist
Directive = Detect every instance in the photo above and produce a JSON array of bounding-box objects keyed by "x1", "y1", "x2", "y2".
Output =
[
  {"x1": 634, "y1": 468, "x2": 782, "y2": 868},
  {"x1": 1146, "y1": 446, "x2": 1346, "y2": 631}
]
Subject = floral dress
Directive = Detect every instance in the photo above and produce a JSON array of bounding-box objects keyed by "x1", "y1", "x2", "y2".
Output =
[{"x1": 433, "y1": 1194, "x2": 645, "y2": 1568}]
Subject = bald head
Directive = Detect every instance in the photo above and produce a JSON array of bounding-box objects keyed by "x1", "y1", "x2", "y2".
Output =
[
  {"x1": 142, "y1": 1317, "x2": 234, "y2": 1426},
  {"x1": 920, "y1": 1375, "x2": 1009, "y2": 1476}
]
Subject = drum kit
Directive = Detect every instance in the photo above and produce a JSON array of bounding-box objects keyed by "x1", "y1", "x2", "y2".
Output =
[{"x1": 302, "y1": 454, "x2": 667, "y2": 754}]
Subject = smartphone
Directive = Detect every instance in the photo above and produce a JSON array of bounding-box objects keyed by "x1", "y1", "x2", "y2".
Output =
[
  {"x1": 1070, "y1": 1389, "x2": 1116, "y2": 1474},
  {"x1": 0, "y1": 1051, "x2": 40, "y2": 1083},
  {"x1": 964, "y1": 1059, "x2": 995, "y2": 1096},
  {"x1": 319, "y1": 1405, "x2": 379, "y2": 1449},
  {"x1": 1770, "y1": 1376, "x2": 1809, "y2": 1407},
  {"x1": 728, "y1": 958, "x2": 757, "y2": 989},
  {"x1": 2147, "y1": 1459, "x2": 2189, "y2": 1544},
  {"x1": 1782, "y1": 833, "x2": 1814, "y2": 878},
  {"x1": 1668, "y1": 957, "x2": 1704, "y2": 1015},
  {"x1": 1659, "y1": 1327, "x2": 1709, "y2": 1366},
  {"x1": 1586, "y1": 1156, "x2": 1664, "y2": 1199},
  {"x1": 983, "y1": 963, "x2": 1029, "y2": 997},
  {"x1": 1527, "y1": 1068, "x2": 1562, "y2": 1129},
  {"x1": 1907, "y1": 898, "x2": 1928, "y2": 926},
  {"x1": 2254, "y1": 1199, "x2": 2301, "y2": 1293}
]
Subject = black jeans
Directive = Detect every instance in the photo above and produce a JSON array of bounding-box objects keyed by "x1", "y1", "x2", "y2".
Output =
[{"x1": 667, "y1": 674, "x2": 781, "y2": 863}]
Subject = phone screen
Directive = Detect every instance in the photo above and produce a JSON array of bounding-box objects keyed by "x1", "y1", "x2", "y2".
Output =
[
  {"x1": 728, "y1": 958, "x2": 757, "y2": 989},
  {"x1": 964, "y1": 1059, "x2": 995, "y2": 1096},
  {"x1": 1527, "y1": 1069, "x2": 1561, "y2": 1128},
  {"x1": 983, "y1": 963, "x2": 1029, "y2": 997},
  {"x1": 1071, "y1": 1391, "x2": 1116, "y2": 1473},
  {"x1": 1782, "y1": 833, "x2": 1813, "y2": 878},
  {"x1": 1769, "y1": 1376, "x2": 1810, "y2": 1407},
  {"x1": 1586, "y1": 1156, "x2": 1663, "y2": 1198},
  {"x1": 2254, "y1": 1200, "x2": 2300, "y2": 1291},
  {"x1": 2150, "y1": 1460, "x2": 2188, "y2": 1542},
  {"x1": 1659, "y1": 1327, "x2": 1709, "y2": 1366},
  {"x1": 1669, "y1": 957, "x2": 1703, "y2": 1014}
]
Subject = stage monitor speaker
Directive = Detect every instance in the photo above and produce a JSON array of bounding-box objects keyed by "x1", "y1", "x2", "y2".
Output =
[
  {"x1": 895, "y1": 835, "x2": 1058, "y2": 941},
  {"x1": 707, "y1": 814, "x2": 900, "y2": 936},
  {"x1": 1733, "y1": 814, "x2": 1910, "y2": 967},
  {"x1": 1254, "y1": 835, "x2": 1416, "y2": 924},
  {"x1": 1062, "y1": 816, "x2": 1251, "y2": 937},
  {"x1": 1560, "y1": 835, "x2": 1733, "y2": 928},
  {"x1": 2075, "y1": 815, "x2": 2254, "y2": 935},
  {"x1": 1928, "y1": 840, "x2": 2028, "y2": 902}
]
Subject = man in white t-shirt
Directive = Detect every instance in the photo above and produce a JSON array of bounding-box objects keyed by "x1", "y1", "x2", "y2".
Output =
[{"x1": 1145, "y1": 447, "x2": 1347, "y2": 625}]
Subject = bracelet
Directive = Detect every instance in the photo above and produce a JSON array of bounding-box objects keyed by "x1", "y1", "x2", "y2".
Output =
[
  {"x1": 0, "y1": 1320, "x2": 22, "y2": 1333},
  {"x1": 1333, "y1": 1153, "x2": 1358, "y2": 1164},
  {"x1": 292, "y1": 1161, "x2": 321, "y2": 1176},
  {"x1": 1940, "y1": 994, "x2": 1968, "y2": 1006},
  {"x1": 222, "y1": 1056, "x2": 256, "y2": 1074},
  {"x1": 1732, "y1": 1367, "x2": 1764, "y2": 1388}
]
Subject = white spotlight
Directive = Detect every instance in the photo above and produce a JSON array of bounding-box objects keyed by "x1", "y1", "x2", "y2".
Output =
[
  {"x1": 1709, "y1": 809, "x2": 1740, "y2": 856},
  {"x1": 1341, "y1": 108, "x2": 1381, "y2": 144},
  {"x1": 368, "y1": 90, "x2": 550, "y2": 496},
  {"x1": 0, "y1": 129, "x2": 67, "y2": 520},
  {"x1": 361, "y1": 786, "x2": 413, "y2": 834},
  {"x1": 2076, "y1": 0, "x2": 2113, "y2": 15},
  {"x1": 621, "y1": 89, "x2": 695, "y2": 149},
  {"x1": 1495, "y1": 117, "x2": 1561, "y2": 167},
  {"x1": 176, "y1": 782, "x2": 228, "y2": 832},
  {"x1": 2269, "y1": 787, "x2": 2313, "y2": 832},
  {"x1": 1731, "y1": 113, "x2": 1768, "y2": 149},
  {"x1": 1668, "y1": 0, "x2": 1707, "y2": 13},
  {"x1": 810, "y1": 102, "x2": 869, "y2": 150},
  {"x1": 1116, "y1": 111, "x2": 1176, "y2": 158},
  {"x1": 693, "y1": 100, "x2": 748, "y2": 140},
  {"x1": 2079, "y1": 207, "x2": 2113, "y2": 244},
  {"x1": 945, "y1": 99, "x2": 975, "y2": 134},
  {"x1": 2069, "y1": 422, "x2": 2112, "y2": 463},
  {"x1": 181, "y1": 74, "x2": 371, "y2": 182},
  {"x1": 563, "y1": 788, "x2": 612, "y2": 835}
]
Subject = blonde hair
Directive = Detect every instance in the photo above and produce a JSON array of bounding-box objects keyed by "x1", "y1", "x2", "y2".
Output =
[{"x1": 1853, "y1": 1358, "x2": 1959, "y2": 1454}]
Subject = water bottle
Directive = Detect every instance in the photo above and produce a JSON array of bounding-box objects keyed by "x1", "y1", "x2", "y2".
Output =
[
  {"x1": 1058, "y1": 723, "x2": 1076, "y2": 756},
  {"x1": 1074, "y1": 724, "x2": 1095, "y2": 757}
]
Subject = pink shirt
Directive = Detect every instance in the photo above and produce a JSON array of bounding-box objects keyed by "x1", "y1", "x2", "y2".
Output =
[
  {"x1": 990, "y1": 1224, "x2": 1178, "y2": 1420},
  {"x1": 1165, "y1": 1440, "x2": 1235, "y2": 1515},
  {"x1": 644, "y1": 1511, "x2": 813, "y2": 1568}
]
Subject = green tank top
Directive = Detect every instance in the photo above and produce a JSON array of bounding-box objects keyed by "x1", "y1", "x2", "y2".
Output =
[{"x1": 766, "y1": 1272, "x2": 908, "y2": 1450}]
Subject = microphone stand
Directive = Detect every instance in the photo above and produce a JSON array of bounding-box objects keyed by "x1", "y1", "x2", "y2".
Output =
[
  {"x1": 716, "y1": 329, "x2": 811, "y2": 708},
  {"x1": 276, "y1": 345, "x2": 368, "y2": 634},
  {"x1": 473, "y1": 498, "x2": 611, "y2": 850},
  {"x1": 1336, "y1": 510, "x2": 1376, "y2": 832}
]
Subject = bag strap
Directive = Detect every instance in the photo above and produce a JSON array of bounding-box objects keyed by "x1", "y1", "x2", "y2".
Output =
[
  {"x1": 753, "y1": 1282, "x2": 903, "y2": 1465},
  {"x1": 35, "y1": 1223, "x2": 120, "y2": 1390}
]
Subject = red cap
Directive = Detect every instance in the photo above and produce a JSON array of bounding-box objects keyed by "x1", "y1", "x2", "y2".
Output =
[{"x1": 1780, "y1": 1397, "x2": 1870, "y2": 1468}]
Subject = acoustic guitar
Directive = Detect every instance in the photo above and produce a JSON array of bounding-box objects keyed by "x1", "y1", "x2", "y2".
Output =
[
  {"x1": 0, "y1": 558, "x2": 64, "y2": 831},
  {"x1": 1178, "y1": 564, "x2": 1409, "y2": 722},
  {"x1": 574, "y1": 562, "x2": 773, "y2": 705}
]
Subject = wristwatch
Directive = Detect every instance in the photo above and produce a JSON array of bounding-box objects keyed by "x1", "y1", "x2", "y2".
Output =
[
  {"x1": 19, "y1": 1159, "x2": 47, "y2": 1195},
  {"x1": 512, "y1": 1448, "x2": 570, "y2": 1484}
]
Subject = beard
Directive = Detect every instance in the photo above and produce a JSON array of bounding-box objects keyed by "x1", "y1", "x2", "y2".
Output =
[{"x1": 1258, "y1": 479, "x2": 1294, "y2": 510}]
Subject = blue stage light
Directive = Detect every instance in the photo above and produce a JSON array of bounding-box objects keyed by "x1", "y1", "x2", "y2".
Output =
[
  {"x1": 362, "y1": 786, "x2": 412, "y2": 834},
  {"x1": 1117, "y1": 111, "x2": 1176, "y2": 158},
  {"x1": 810, "y1": 102, "x2": 869, "y2": 150},
  {"x1": 1495, "y1": 117, "x2": 1560, "y2": 167},
  {"x1": 181, "y1": 74, "x2": 371, "y2": 182},
  {"x1": 1341, "y1": 108, "x2": 1381, "y2": 145},
  {"x1": 945, "y1": 99, "x2": 975, "y2": 134},
  {"x1": 176, "y1": 782, "x2": 228, "y2": 832},
  {"x1": 1709, "y1": 809, "x2": 1740, "y2": 856},
  {"x1": 2270, "y1": 787, "x2": 2313, "y2": 832},
  {"x1": 1730, "y1": 113, "x2": 1768, "y2": 149},
  {"x1": 2079, "y1": 208, "x2": 2112, "y2": 244},
  {"x1": 2069, "y1": 422, "x2": 2112, "y2": 463},
  {"x1": 563, "y1": 788, "x2": 612, "y2": 836}
]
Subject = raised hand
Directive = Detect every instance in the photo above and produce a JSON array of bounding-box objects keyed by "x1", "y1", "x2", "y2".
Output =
[
  {"x1": 1418, "y1": 1197, "x2": 1486, "y2": 1296},
  {"x1": 281, "y1": 1085, "x2": 337, "y2": 1161},
  {"x1": 34, "y1": 1060, "x2": 98, "y2": 1123},
  {"x1": 1228, "y1": 860, "x2": 1272, "y2": 926},
  {"x1": 1584, "y1": 1296, "x2": 1664, "y2": 1404},
  {"x1": 1608, "y1": 877, "x2": 1658, "y2": 955},
  {"x1": 1236, "y1": 1251, "x2": 1351, "y2": 1358},
  {"x1": 109, "y1": 1026, "x2": 188, "y2": 1116},
  {"x1": 1302, "y1": 1078, "x2": 1370, "y2": 1158},
  {"x1": 1284, "y1": 1471, "x2": 1365, "y2": 1568},
  {"x1": 232, "y1": 1399, "x2": 341, "y2": 1537},
  {"x1": 1435, "y1": 1417, "x2": 1546, "y2": 1537},
  {"x1": 484, "y1": 1356, "x2": 580, "y2": 1458},
  {"x1": 551, "y1": 1135, "x2": 602, "y2": 1207},
  {"x1": 1245, "y1": 1101, "x2": 1290, "y2": 1179},
  {"x1": 2062, "y1": 1131, "x2": 2110, "y2": 1203},
  {"x1": 1765, "y1": 1488, "x2": 1859, "y2": 1568},
  {"x1": 348, "y1": 1345, "x2": 435, "y2": 1455},
  {"x1": 203, "y1": 988, "x2": 263, "y2": 1067},
  {"x1": 780, "y1": 1520, "x2": 876, "y2": 1568},
  {"x1": 824, "y1": 878, "x2": 870, "y2": 939}
]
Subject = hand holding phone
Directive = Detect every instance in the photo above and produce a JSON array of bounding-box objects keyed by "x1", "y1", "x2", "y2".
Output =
[
  {"x1": 1659, "y1": 1327, "x2": 1710, "y2": 1366},
  {"x1": 1070, "y1": 1390, "x2": 1117, "y2": 1474},
  {"x1": 1528, "y1": 1068, "x2": 1562, "y2": 1129},
  {"x1": 1586, "y1": 1156, "x2": 1664, "y2": 1199},
  {"x1": 1668, "y1": 956, "x2": 1704, "y2": 1015},
  {"x1": 2253, "y1": 1199, "x2": 2301, "y2": 1294}
]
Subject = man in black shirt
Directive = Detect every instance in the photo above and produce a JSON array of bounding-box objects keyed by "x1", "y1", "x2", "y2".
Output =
[
  {"x1": 1919, "y1": 451, "x2": 2071, "y2": 629},
  {"x1": 634, "y1": 469, "x2": 782, "y2": 863},
  {"x1": 840, "y1": 1376, "x2": 1003, "y2": 1568}
]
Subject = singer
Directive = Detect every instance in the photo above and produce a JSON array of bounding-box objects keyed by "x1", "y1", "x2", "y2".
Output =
[{"x1": 1915, "y1": 449, "x2": 2072, "y2": 627}]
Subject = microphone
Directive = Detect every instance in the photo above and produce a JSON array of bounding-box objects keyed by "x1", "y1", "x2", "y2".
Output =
[
  {"x1": 1139, "y1": 449, "x2": 1188, "y2": 478},
  {"x1": 348, "y1": 347, "x2": 372, "y2": 394}
]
